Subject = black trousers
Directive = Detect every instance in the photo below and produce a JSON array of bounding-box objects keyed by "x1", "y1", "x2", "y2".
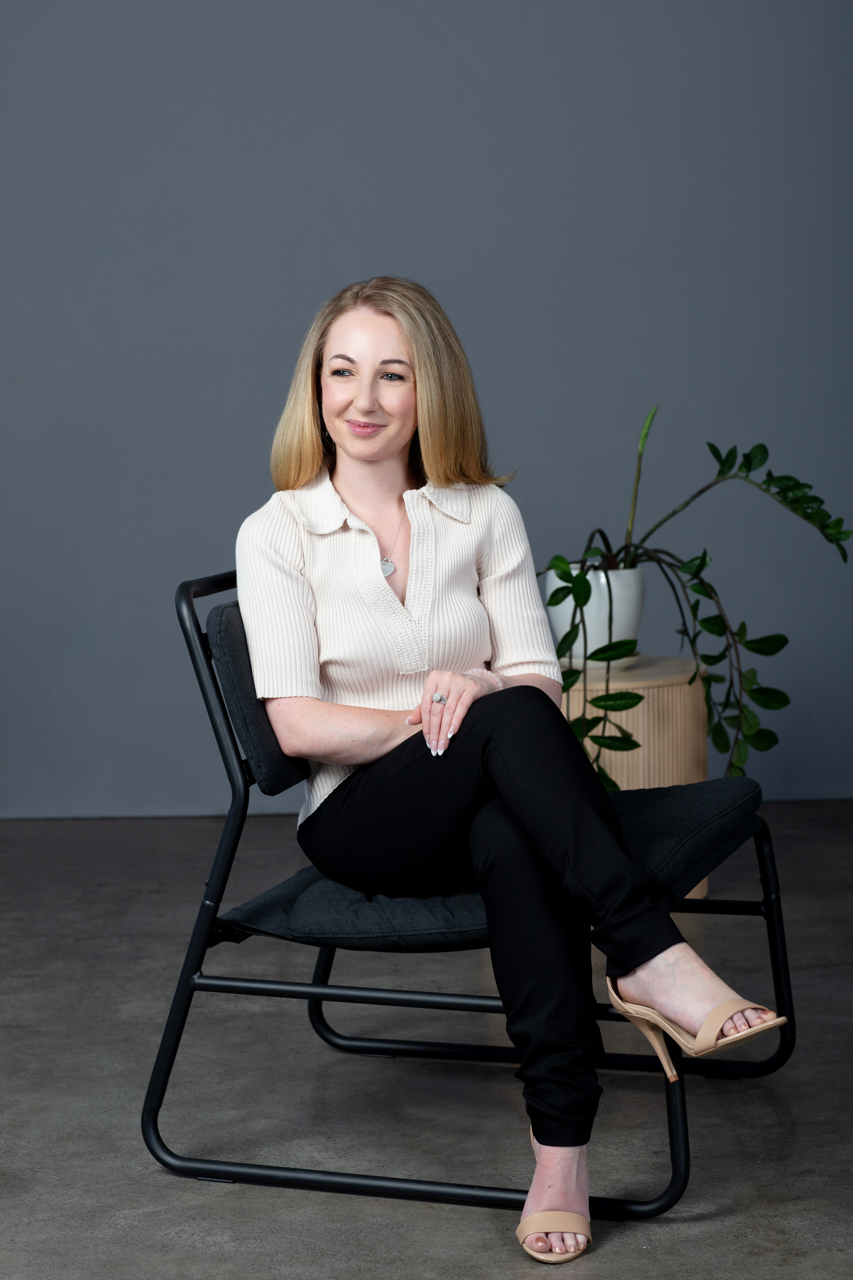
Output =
[{"x1": 297, "y1": 685, "x2": 683, "y2": 1146}]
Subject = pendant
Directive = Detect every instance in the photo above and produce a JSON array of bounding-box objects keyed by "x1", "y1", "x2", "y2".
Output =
[{"x1": 380, "y1": 557, "x2": 395, "y2": 578}]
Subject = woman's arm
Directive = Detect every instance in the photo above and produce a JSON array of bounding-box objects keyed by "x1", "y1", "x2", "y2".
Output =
[
  {"x1": 264, "y1": 696, "x2": 422, "y2": 765},
  {"x1": 266, "y1": 670, "x2": 561, "y2": 767}
]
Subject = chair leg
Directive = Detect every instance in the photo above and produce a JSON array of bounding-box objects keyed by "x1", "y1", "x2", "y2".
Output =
[{"x1": 142, "y1": 789, "x2": 248, "y2": 1168}]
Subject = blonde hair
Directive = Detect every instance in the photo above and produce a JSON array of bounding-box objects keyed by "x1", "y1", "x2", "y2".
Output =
[{"x1": 270, "y1": 277, "x2": 509, "y2": 490}]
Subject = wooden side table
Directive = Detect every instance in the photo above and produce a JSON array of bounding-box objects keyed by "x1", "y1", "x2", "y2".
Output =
[{"x1": 563, "y1": 655, "x2": 709, "y2": 897}]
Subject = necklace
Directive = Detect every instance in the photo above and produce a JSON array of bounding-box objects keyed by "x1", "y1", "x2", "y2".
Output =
[{"x1": 379, "y1": 508, "x2": 407, "y2": 577}]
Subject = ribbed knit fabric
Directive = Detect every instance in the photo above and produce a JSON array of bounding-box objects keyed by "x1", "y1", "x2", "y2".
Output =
[{"x1": 236, "y1": 469, "x2": 561, "y2": 824}]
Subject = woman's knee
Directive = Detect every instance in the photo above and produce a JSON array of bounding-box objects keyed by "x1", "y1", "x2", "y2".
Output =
[{"x1": 465, "y1": 682, "x2": 561, "y2": 732}]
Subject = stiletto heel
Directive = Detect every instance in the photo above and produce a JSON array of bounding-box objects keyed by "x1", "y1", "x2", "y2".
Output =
[
  {"x1": 623, "y1": 1012, "x2": 679, "y2": 1081},
  {"x1": 606, "y1": 976, "x2": 786, "y2": 1065}
]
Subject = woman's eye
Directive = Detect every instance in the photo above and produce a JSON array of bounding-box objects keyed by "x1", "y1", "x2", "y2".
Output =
[
  {"x1": 382, "y1": 372, "x2": 404, "y2": 381},
  {"x1": 329, "y1": 368, "x2": 352, "y2": 377}
]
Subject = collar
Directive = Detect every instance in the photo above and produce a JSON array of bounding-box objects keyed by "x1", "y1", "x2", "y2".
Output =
[{"x1": 287, "y1": 470, "x2": 471, "y2": 533}]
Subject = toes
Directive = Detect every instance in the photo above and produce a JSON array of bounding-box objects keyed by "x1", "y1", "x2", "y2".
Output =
[
  {"x1": 547, "y1": 1232, "x2": 566, "y2": 1253},
  {"x1": 526, "y1": 1234, "x2": 550, "y2": 1253},
  {"x1": 723, "y1": 1007, "x2": 775, "y2": 1037}
]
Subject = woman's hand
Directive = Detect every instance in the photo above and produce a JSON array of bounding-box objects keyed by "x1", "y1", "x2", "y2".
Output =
[{"x1": 406, "y1": 670, "x2": 497, "y2": 756}]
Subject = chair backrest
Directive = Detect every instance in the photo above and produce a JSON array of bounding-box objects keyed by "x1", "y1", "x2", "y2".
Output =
[{"x1": 206, "y1": 601, "x2": 310, "y2": 796}]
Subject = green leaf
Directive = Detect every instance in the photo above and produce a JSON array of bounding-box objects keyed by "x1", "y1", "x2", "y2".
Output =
[
  {"x1": 719, "y1": 446, "x2": 738, "y2": 477},
  {"x1": 570, "y1": 715, "x2": 603, "y2": 740},
  {"x1": 638, "y1": 405, "x2": 658, "y2": 457},
  {"x1": 734, "y1": 621, "x2": 747, "y2": 643},
  {"x1": 726, "y1": 765, "x2": 746, "y2": 778},
  {"x1": 781, "y1": 484, "x2": 813, "y2": 505},
  {"x1": 706, "y1": 672, "x2": 726, "y2": 684},
  {"x1": 723, "y1": 714, "x2": 740, "y2": 729},
  {"x1": 699, "y1": 614, "x2": 727, "y2": 637},
  {"x1": 588, "y1": 734, "x2": 642, "y2": 751},
  {"x1": 562, "y1": 669, "x2": 583, "y2": 694},
  {"x1": 743, "y1": 634, "x2": 788, "y2": 656},
  {"x1": 746, "y1": 443, "x2": 769, "y2": 471},
  {"x1": 547, "y1": 555, "x2": 573, "y2": 576},
  {"x1": 747, "y1": 727, "x2": 779, "y2": 752},
  {"x1": 586, "y1": 638, "x2": 638, "y2": 663},
  {"x1": 679, "y1": 550, "x2": 709, "y2": 577},
  {"x1": 809, "y1": 509, "x2": 832, "y2": 528},
  {"x1": 746, "y1": 686, "x2": 790, "y2": 710},
  {"x1": 589, "y1": 691, "x2": 645, "y2": 711},
  {"x1": 711, "y1": 721, "x2": 730, "y2": 753},
  {"x1": 740, "y1": 705, "x2": 761, "y2": 735},
  {"x1": 699, "y1": 649, "x2": 727, "y2": 666},
  {"x1": 556, "y1": 623, "x2": 581, "y2": 659},
  {"x1": 768, "y1": 474, "x2": 799, "y2": 490},
  {"x1": 742, "y1": 667, "x2": 758, "y2": 691},
  {"x1": 547, "y1": 586, "x2": 573, "y2": 607},
  {"x1": 690, "y1": 582, "x2": 715, "y2": 599},
  {"x1": 707, "y1": 442, "x2": 724, "y2": 467},
  {"x1": 572, "y1": 572, "x2": 592, "y2": 608},
  {"x1": 732, "y1": 738, "x2": 750, "y2": 768},
  {"x1": 596, "y1": 763, "x2": 621, "y2": 792}
]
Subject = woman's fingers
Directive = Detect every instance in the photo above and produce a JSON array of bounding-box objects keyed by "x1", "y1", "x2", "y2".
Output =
[
  {"x1": 441, "y1": 686, "x2": 476, "y2": 748},
  {"x1": 419, "y1": 671, "x2": 494, "y2": 755}
]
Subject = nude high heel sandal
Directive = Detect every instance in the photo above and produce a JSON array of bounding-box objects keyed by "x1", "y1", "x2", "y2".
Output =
[
  {"x1": 606, "y1": 976, "x2": 787, "y2": 1075},
  {"x1": 517, "y1": 1128, "x2": 591, "y2": 1264}
]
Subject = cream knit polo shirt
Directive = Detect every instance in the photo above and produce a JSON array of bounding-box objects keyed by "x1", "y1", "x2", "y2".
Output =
[{"x1": 236, "y1": 469, "x2": 560, "y2": 825}]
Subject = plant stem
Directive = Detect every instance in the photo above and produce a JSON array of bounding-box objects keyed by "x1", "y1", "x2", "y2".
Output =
[
  {"x1": 636, "y1": 472, "x2": 828, "y2": 549},
  {"x1": 624, "y1": 406, "x2": 658, "y2": 555}
]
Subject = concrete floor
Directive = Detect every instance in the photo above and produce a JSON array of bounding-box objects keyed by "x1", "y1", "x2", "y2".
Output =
[{"x1": 2, "y1": 801, "x2": 851, "y2": 1279}]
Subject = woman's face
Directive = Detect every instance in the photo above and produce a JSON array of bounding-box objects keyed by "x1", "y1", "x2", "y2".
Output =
[{"x1": 319, "y1": 308, "x2": 418, "y2": 469}]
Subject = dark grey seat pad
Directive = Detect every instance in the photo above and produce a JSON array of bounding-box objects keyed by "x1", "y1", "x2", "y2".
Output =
[{"x1": 219, "y1": 777, "x2": 762, "y2": 953}]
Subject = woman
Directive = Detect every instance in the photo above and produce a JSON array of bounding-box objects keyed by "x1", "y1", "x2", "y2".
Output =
[{"x1": 236, "y1": 277, "x2": 783, "y2": 1263}]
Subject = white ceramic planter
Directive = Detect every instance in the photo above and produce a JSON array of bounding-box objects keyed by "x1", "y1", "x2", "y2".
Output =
[{"x1": 544, "y1": 566, "x2": 645, "y2": 669}]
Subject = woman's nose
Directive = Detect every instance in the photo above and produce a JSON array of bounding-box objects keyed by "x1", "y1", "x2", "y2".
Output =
[{"x1": 353, "y1": 382, "x2": 380, "y2": 414}]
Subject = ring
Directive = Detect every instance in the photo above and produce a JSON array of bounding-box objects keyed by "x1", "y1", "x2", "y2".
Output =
[{"x1": 431, "y1": 692, "x2": 448, "y2": 705}]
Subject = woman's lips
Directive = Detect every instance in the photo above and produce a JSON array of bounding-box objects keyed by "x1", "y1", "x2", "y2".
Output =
[{"x1": 346, "y1": 419, "x2": 386, "y2": 436}]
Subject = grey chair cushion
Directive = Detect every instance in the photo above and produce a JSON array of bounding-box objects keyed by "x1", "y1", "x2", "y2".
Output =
[
  {"x1": 218, "y1": 777, "x2": 763, "y2": 953},
  {"x1": 220, "y1": 866, "x2": 490, "y2": 952},
  {"x1": 206, "y1": 601, "x2": 310, "y2": 796}
]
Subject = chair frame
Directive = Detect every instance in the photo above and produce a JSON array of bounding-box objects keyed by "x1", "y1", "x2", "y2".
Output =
[{"x1": 141, "y1": 572, "x2": 796, "y2": 1221}]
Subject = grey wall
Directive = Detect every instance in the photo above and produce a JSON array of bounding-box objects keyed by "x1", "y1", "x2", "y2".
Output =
[{"x1": 1, "y1": 1, "x2": 851, "y2": 817}]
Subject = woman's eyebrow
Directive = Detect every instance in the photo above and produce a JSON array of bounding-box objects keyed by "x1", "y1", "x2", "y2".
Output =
[
  {"x1": 379, "y1": 358, "x2": 413, "y2": 369},
  {"x1": 328, "y1": 353, "x2": 355, "y2": 363}
]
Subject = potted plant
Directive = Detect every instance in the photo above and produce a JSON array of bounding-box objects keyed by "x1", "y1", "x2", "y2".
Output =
[{"x1": 540, "y1": 408, "x2": 850, "y2": 791}]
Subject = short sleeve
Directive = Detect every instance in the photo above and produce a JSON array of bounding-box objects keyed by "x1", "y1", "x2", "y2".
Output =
[
  {"x1": 478, "y1": 489, "x2": 561, "y2": 682},
  {"x1": 236, "y1": 496, "x2": 322, "y2": 699}
]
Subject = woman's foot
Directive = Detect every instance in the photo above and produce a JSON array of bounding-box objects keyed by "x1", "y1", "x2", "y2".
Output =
[
  {"x1": 521, "y1": 1136, "x2": 590, "y2": 1258},
  {"x1": 616, "y1": 942, "x2": 777, "y2": 1041}
]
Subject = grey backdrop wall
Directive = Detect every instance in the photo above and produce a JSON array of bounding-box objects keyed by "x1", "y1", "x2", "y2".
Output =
[{"x1": 1, "y1": 1, "x2": 851, "y2": 817}]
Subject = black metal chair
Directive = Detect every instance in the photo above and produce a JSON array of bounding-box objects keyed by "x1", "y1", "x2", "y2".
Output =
[{"x1": 141, "y1": 571, "x2": 796, "y2": 1221}]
